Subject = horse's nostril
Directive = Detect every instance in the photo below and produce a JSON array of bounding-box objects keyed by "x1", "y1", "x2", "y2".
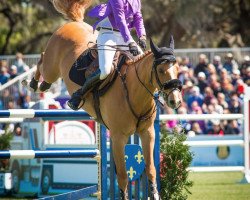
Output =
[{"x1": 169, "y1": 100, "x2": 175, "y2": 106}]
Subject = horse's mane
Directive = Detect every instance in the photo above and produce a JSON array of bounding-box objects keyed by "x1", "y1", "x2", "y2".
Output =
[{"x1": 125, "y1": 50, "x2": 152, "y2": 65}]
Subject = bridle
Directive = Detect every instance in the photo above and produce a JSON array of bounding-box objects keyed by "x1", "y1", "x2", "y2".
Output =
[{"x1": 148, "y1": 57, "x2": 182, "y2": 103}]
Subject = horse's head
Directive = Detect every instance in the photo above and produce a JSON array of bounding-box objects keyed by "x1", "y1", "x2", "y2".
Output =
[{"x1": 150, "y1": 36, "x2": 182, "y2": 109}]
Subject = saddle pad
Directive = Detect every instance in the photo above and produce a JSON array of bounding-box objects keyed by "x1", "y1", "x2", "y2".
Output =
[{"x1": 69, "y1": 51, "x2": 89, "y2": 86}]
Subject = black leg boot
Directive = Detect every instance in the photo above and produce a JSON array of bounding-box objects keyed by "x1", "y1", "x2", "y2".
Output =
[
  {"x1": 29, "y1": 77, "x2": 39, "y2": 91},
  {"x1": 119, "y1": 189, "x2": 128, "y2": 200},
  {"x1": 149, "y1": 180, "x2": 161, "y2": 200},
  {"x1": 67, "y1": 69, "x2": 101, "y2": 110}
]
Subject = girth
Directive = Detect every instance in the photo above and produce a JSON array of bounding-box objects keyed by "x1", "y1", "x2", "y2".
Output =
[{"x1": 92, "y1": 56, "x2": 127, "y2": 128}]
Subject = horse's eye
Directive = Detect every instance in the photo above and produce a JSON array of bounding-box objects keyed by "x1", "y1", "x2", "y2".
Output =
[{"x1": 158, "y1": 68, "x2": 165, "y2": 74}]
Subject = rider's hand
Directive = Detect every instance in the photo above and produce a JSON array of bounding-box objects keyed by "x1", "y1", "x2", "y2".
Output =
[
  {"x1": 129, "y1": 42, "x2": 139, "y2": 56},
  {"x1": 138, "y1": 35, "x2": 147, "y2": 51}
]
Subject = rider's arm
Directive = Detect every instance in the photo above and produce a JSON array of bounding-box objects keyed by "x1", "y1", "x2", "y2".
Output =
[
  {"x1": 133, "y1": 4, "x2": 146, "y2": 39},
  {"x1": 109, "y1": 0, "x2": 134, "y2": 43}
]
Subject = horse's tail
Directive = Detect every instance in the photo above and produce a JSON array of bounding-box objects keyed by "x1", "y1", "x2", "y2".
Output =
[{"x1": 50, "y1": 0, "x2": 92, "y2": 22}]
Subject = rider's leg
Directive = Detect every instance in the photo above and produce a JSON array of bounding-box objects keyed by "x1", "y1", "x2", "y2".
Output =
[{"x1": 67, "y1": 30, "x2": 118, "y2": 110}]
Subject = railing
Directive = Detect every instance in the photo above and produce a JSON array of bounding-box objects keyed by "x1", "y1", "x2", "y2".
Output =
[
  {"x1": 0, "y1": 66, "x2": 63, "y2": 109},
  {"x1": 159, "y1": 91, "x2": 250, "y2": 183}
]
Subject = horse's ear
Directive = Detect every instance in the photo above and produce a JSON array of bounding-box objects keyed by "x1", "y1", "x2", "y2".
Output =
[
  {"x1": 150, "y1": 38, "x2": 160, "y2": 56},
  {"x1": 169, "y1": 35, "x2": 174, "y2": 51}
]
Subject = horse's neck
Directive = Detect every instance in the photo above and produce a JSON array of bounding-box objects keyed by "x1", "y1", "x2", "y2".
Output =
[{"x1": 126, "y1": 54, "x2": 156, "y2": 114}]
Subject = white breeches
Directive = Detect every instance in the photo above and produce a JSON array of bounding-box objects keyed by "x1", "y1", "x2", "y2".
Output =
[{"x1": 97, "y1": 29, "x2": 143, "y2": 80}]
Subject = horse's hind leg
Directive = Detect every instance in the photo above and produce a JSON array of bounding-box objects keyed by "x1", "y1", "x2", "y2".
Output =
[
  {"x1": 22, "y1": 52, "x2": 43, "y2": 92},
  {"x1": 110, "y1": 133, "x2": 129, "y2": 200},
  {"x1": 139, "y1": 126, "x2": 161, "y2": 200}
]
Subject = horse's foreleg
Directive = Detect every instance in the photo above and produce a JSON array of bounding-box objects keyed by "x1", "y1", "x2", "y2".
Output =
[
  {"x1": 111, "y1": 133, "x2": 129, "y2": 200},
  {"x1": 139, "y1": 126, "x2": 161, "y2": 200}
]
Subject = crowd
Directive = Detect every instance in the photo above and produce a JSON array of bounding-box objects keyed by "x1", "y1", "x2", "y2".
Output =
[
  {"x1": 0, "y1": 52, "x2": 31, "y2": 110},
  {"x1": 1, "y1": 51, "x2": 250, "y2": 136},
  {"x1": 163, "y1": 53, "x2": 250, "y2": 136}
]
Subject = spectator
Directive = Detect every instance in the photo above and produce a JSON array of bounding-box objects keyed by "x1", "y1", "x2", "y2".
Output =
[
  {"x1": 229, "y1": 93, "x2": 242, "y2": 114},
  {"x1": 221, "y1": 79, "x2": 234, "y2": 102},
  {"x1": 197, "y1": 72, "x2": 208, "y2": 94},
  {"x1": 208, "y1": 74, "x2": 222, "y2": 96},
  {"x1": 182, "y1": 56, "x2": 193, "y2": 69},
  {"x1": 0, "y1": 66, "x2": 10, "y2": 85},
  {"x1": 177, "y1": 106, "x2": 191, "y2": 132},
  {"x1": 194, "y1": 54, "x2": 208, "y2": 76},
  {"x1": 189, "y1": 122, "x2": 203, "y2": 135},
  {"x1": 207, "y1": 63, "x2": 217, "y2": 77},
  {"x1": 243, "y1": 67, "x2": 250, "y2": 86},
  {"x1": 213, "y1": 55, "x2": 223, "y2": 73},
  {"x1": 207, "y1": 120, "x2": 224, "y2": 136},
  {"x1": 217, "y1": 92, "x2": 229, "y2": 109},
  {"x1": 203, "y1": 86, "x2": 215, "y2": 105},
  {"x1": 224, "y1": 120, "x2": 240, "y2": 135},
  {"x1": 13, "y1": 52, "x2": 29, "y2": 74},
  {"x1": 223, "y1": 53, "x2": 239, "y2": 74},
  {"x1": 231, "y1": 69, "x2": 241, "y2": 86},
  {"x1": 187, "y1": 86, "x2": 204, "y2": 109},
  {"x1": 9, "y1": 65, "x2": 18, "y2": 79}
]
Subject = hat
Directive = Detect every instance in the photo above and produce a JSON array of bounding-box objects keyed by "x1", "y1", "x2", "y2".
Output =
[{"x1": 198, "y1": 72, "x2": 206, "y2": 78}]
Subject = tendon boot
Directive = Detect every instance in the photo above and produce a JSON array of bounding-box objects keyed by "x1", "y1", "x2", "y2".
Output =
[
  {"x1": 67, "y1": 69, "x2": 101, "y2": 110},
  {"x1": 29, "y1": 77, "x2": 39, "y2": 92},
  {"x1": 119, "y1": 189, "x2": 128, "y2": 200},
  {"x1": 149, "y1": 180, "x2": 161, "y2": 200},
  {"x1": 39, "y1": 81, "x2": 52, "y2": 92}
]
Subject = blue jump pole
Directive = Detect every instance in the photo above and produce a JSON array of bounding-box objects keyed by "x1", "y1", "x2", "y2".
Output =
[
  {"x1": 0, "y1": 109, "x2": 91, "y2": 119},
  {"x1": 0, "y1": 150, "x2": 99, "y2": 159}
]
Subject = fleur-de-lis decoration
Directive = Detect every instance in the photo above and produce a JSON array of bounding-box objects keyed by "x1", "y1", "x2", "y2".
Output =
[
  {"x1": 125, "y1": 155, "x2": 128, "y2": 162},
  {"x1": 135, "y1": 151, "x2": 144, "y2": 164},
  {"x1": 127, "y1": 166, "x2": 136, "y2": 180}
]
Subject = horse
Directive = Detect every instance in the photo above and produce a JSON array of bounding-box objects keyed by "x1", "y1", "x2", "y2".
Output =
[{"x1": 23, "y1": 0, "x2": 182, "y2": 199}]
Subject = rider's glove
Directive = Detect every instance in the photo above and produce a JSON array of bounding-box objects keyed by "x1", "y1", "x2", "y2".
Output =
[
  {"x1": 138, "y1": 35, "x2": 147, "y2": 51},
  {"x1": 129, "y1": 42, "x2": 139, "y2": 56}
]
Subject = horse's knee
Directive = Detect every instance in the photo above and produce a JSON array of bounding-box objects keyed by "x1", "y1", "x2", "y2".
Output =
[
  {"x1": 145, "y1": 163, "x2": 156, "y2": 181},
  {"x1": 39, "y1": 81, "x2": 52, "y2": 92}
]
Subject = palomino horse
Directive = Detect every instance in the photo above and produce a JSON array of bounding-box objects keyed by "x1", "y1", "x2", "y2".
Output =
[{"x1": 24, "y1": 0, "x2": 182, "y2": 199}]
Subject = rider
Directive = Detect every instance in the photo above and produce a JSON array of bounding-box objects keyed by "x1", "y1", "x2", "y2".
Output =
[{"x1": 67, "y1": 0, "x2": 147, "y2": 110}]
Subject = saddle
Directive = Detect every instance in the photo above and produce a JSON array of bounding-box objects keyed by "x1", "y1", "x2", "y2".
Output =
[{"x1": 69, "y1": 47, "x2": 134, "y2": 126}]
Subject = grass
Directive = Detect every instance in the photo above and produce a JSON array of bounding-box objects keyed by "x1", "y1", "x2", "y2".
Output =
[
  {"x1": 1, "y1": 172, "x2": 250, "y2": 199},
  {"x1": 188, "y1": 172, "x2": 250, "y2": 200}
]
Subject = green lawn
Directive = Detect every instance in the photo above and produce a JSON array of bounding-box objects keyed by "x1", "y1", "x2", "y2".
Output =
[{"x1": 188, "y1": 172, "x2": 250, "y2": 200}]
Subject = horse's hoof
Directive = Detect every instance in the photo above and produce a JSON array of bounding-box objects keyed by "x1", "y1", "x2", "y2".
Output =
[
  {"x1": 119, "y1": 189, "x2": 128, "y2": 200},
  {"x1": 150, "y1": 193, "x2": 161, "y2": 200}
]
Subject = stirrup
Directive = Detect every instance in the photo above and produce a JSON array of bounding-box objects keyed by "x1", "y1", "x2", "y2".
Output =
[{"x1": 67, "y1": 69, "x2": 101, "y2": 111}]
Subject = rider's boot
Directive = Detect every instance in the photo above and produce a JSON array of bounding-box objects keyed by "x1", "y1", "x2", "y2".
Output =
[{"x1": 67, "y1": 69, "x2": 101, "y2": 110}]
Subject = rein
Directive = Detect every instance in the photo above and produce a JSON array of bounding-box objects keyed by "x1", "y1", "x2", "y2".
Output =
[{"x1": 117, "y1": 62, "x2": 157, "y2": 128}]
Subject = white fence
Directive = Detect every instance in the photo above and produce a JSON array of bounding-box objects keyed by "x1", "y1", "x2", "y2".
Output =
[{"x1": 160, "y1": 88, "x2": 250, "y2": 183}]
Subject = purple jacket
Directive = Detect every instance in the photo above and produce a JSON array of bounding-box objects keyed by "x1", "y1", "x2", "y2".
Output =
[{"x1": 88, "y1": 0, "x2": 146, "y2": 43}]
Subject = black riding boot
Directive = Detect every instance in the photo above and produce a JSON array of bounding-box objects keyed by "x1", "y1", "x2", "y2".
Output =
[{"x1": 67, "y1": 69, "x2": 101, "y2": 110}]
